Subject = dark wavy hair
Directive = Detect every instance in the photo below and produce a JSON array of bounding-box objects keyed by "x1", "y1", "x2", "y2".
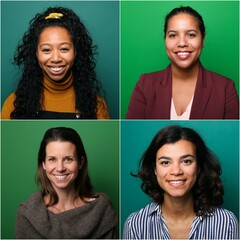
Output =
[
  {"x1": 134, "y1": 125, "x2": 224, "y2": 215},
  {"x1": 36, "y1": 127, "x2": 96, "y2": 206},
  {"x1": 164, "y1": 6, "x2": 206, "y2": 38},
  {"x1": 11, "y1": 7, "x2": 102, "y2": 119}
]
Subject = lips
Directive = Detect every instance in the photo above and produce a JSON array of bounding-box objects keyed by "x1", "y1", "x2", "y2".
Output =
[
  {"x1": 47, "y1": 66, "x2": 66, "y2": 75},
  {"x1": 168, "y1": 179, "x2": 186, "y2": 187},
  {"x1": 176, "y1": 51, "x2": 191, "y2": 60},
  {"x1": 53, "y1": 174, "x2": 69, "y2": 180}
]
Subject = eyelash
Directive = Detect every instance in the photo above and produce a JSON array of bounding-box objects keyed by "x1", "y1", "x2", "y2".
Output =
[
  {"x1": 168, "y1": 33, "x2": 196, "y2": 38},
  {"x1": 159, "y1": 159, "x2": 193, "y2": 166},
  {"x1": 41, "y1": 48, "x2": 70, "y2": 53}
]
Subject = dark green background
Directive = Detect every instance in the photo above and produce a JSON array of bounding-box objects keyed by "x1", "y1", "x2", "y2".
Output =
[
  {"x1": 1, "y1": 1, "x2": 119, "y2": 119},
  {"x1": 1, "y1": 120, "x2": 119, "y2": 239},
  {"x1": 121, "y1": 120, "x2": 239, "y2": 234},
  {"x1": 121, "y1": 1, "x2": 239, "y2": 118}
]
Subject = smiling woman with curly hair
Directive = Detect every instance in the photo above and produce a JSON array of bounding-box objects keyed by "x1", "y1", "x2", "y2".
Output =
[
  {"x1": 123, "y1": 125, "x2": 239, "y2": 239},
  {"x1": 1, "y1": 7, "x2": 109, "y2": 119}
]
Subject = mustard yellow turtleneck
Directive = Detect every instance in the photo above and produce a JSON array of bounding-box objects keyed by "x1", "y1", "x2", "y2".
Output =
[
  {"x1": 1, "y1": 72, "x2": 110, "y2": 119},
  {"x1": 42, "y1": 72, "x2": 76, "y2": 113}
]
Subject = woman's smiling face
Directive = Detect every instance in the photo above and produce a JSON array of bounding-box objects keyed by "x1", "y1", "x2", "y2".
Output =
[
  {"x1": 165, "y1": 13, "x2": 204, "y2": 70},
  {"x1": 36, "y1": 26, "x2": 75, "y2": 82},
  {"x1": 155, "y1": 139, "x2": 198, "y2": 200},
  {"x1": 42, "y1": 141, "x2": 81, "y2": 192}
]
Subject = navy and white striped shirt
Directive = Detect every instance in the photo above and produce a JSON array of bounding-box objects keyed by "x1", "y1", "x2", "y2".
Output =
[{"x1": 123, "y1": 203, "x2": 239, "y2": 239}]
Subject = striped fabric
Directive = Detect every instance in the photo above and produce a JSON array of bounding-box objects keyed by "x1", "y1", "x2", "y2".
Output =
[{"x1": 123, "y1": 203, "x2": 239, "y2": 239}]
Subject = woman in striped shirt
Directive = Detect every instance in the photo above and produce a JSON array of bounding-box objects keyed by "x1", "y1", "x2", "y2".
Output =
[{"x1": 123, "y1": 125, "x2": 239, "y2": 239}]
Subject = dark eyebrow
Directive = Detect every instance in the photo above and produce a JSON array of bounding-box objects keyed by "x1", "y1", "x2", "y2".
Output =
[
  {"x1": 180, "y1": 154, "x2": 195, "y2": 159},
  {"x1": 157, "y1": 156, "x2": 171, "y2": 161},
  {"x1": 167, "y1": 29, "x2": 198, "y2": 34},
  {"x1": 157, "y1": 154, "x2": 195, "y2": 161}
]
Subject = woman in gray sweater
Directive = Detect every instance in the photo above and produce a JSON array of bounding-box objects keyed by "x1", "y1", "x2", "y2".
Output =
[{"x1": 15, "y1": 127, "x2": 117, "y2": 239}]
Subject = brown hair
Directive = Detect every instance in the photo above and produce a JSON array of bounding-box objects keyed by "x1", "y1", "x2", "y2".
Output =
[{"x1": 36, "y1": 127, "x2": 95, "y2": 206}]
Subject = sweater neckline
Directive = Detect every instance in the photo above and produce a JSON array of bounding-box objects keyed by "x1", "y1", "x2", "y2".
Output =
[{"x1": 43, "y1": 71, "x2": 74, "y2": 93}]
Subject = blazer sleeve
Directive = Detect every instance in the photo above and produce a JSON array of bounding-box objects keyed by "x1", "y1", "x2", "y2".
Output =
[
  {"x1": 126, "y1": 75, "x2": 147, "y2": 119},
  {"x1": 224, "y1": 80, "x2": 239, "y2": 119}
]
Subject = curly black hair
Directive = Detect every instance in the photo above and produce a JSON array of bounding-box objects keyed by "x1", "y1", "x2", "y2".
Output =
[
  {"x1": 11, "y1": 7, "x2": 102, "y2": 119},
  {"x1": 133, "y1": 125, "x2": 224, "y2": 216}
]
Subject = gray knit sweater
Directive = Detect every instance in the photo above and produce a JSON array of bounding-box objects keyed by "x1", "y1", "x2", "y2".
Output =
[{"x1": 15, "y1": 192, "x2": 118, "y2": 239}]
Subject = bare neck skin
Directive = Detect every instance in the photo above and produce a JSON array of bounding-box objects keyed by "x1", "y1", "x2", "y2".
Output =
[
  {"x1": 161, "y1": 193, "x2": 196, "y2": 239},
  {"x1": 45, "y1": 186, "x2": 86, "y2": 213},
  {"x1": 171, "y1": 61, "x2": 200, "y2": 83},
  {"x1": 171, "y1": 62, "x2": 199, "y2": 116}
]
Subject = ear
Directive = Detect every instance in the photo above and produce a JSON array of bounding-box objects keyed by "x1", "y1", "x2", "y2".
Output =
[
  {"x1": 79, "y1": 156, "x2": 84, "y2": 170},
  {"x1": 42, "y1": 161, "x2": 46, "y2": 170}
]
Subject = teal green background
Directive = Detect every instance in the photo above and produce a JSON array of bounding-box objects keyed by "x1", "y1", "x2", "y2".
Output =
[
  {"x1": 1, "y1": 120, "x2": 119, "y2": 239},
  {"x1": 121, "y1": 1, "x2": 239, "y2": 118},
  {"x1": 1, "y1": 1, "x2": 119, "y2": 119},
  {"x1": 121, "y1": 121, "x2": 239, "y2": 234}
]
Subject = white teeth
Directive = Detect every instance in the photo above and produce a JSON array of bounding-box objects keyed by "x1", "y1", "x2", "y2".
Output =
[
  {"x1": 177, "y1": 52, "x2": 189, "y2": 56},
  {"x1": 50, "y1": 67, "x2": 64, "y2": 71},
  {"x1": 55, "y1": 175, "x2": 67, "y2": 180},
  {"x1": 169, "y1": 180, "x2": 184, "y2": 185}
]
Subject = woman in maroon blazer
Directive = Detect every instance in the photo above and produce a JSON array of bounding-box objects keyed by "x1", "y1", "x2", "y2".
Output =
[{"x1": 126, "y1": 6, "x2": 239, "y2": 119}]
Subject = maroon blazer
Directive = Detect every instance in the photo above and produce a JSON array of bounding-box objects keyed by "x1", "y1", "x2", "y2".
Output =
[{"x1": 126, "y1": 64, "x2": 239, "y2": 119}]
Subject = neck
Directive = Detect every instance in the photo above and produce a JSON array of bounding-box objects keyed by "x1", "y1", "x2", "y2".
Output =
[
  {"x1": 46, "y1": 186, "x2": 81, "y2": 213},
  {"x1": 162, "y1": 193, "x2": 195, "y2": 220},
  {"x1": 171, "y1": 61, "x2": 200, "y2": 83}
]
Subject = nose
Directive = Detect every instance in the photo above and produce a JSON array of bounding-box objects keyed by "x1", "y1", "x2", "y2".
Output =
[
  {"x1": 56, "y1": 161, "x2": 65, "y2": 172},
  {"x1": 178, "y1": 35, "x2": 188, "y2": 48},
  {"x1": 51, "y1": 50, "x2": 62, "y2": 63},
  {"x1": 170, "y1": 163, "x2": 183, "y2": 175}
]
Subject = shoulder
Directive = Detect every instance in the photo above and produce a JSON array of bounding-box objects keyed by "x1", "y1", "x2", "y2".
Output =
[
  {"x1": 202, "y1": 67, "x2": 235, "y2": 86},
  {"x1": 96, "y1": 96, "x2": 110, "y2": 119},
  {"x1": 1, "y1": 93, "x2": 16, "y2": 119},
  {"x1": 17, "y1": 192, "x2": 44, "y2": 215},
  {"x1": 210, "y1": 207, "x2": 238, "y2": 221},
  {"x1": 125, "y1": 202, "x2": 158, "y2": 224},
  {"x1": 138, "y1": 67, "x2": 169, "y2": 84}
]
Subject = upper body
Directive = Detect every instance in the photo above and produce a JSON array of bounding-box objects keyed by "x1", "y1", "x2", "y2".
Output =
[
  {"x1": 123, "y1": 202, "x2": 239, "y2": 239},
  {"x1": 126, "y1": 64, "x2": 239, "y2": 119},
  {"x1": 124, "y1": 125, "x2": 238, "y2": 239},
  {"x1": 126, "y1": 6, "x2": 239, "y2": 120},
  {"x1": 1, "y1": 73, "x2": 110, "y2": 119},
  {"x1": 2, "y1": 7, "x2": 109, "y2": 119},
  {"x1": 15, "y1": 192, "x2": 117, "y2": 239}
]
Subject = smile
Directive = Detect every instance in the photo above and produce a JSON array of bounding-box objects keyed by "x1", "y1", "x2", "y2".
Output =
[
  {"x1": 176, "y1": 51, "x2": 191, "y2": 59},
  {"x1": 53, "y1": 174, "x2": 69, "y2": 180},
  {"x1": 168, "y1": 180, "x2": 186, "y2": 187},
  {"x1": 47, "y1": 66, "x2": 66, "y2": 74}
]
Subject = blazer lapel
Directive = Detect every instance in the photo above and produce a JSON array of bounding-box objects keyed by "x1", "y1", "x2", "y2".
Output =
[
  {"x1": 156, "y1": 65, "x2": 172, "y2": 119},
  {"x1": 190, "y1": 64, "x2": 212, "y2": 119}
]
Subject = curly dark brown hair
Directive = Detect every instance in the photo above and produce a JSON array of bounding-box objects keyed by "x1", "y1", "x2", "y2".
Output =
[
  {"x1": 11, "y1": 6, "x2": 102, "y2": 119},
  {"x1": 134, "y1": 125, "x2": 224, "y2": 215}
]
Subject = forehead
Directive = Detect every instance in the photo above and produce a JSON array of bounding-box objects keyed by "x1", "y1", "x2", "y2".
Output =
[
  {"x1": 46, "y1": 141, "x2": 76, "y2": 152},
  {"x1": 39, "y1": 26, "x2": 72, "y2": 42},
  {"x1": 156, "y1": 140, "x2": 196, "y2": 157},
  {"x1": 167, "y1": 13, "x2": 199, "y2": 30}
]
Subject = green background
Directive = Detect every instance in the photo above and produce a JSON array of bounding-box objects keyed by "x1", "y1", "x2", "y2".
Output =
[
  {"x1": 121, "y1": 1, "x2": 239, "y2": 118},
  {"x1": 121, "y1": 120, "x2": 239, "y2": 234},
  {"x1": 1, "y1": 1, "x2": 119, "y2": 119},
  {"x1": 1, "y1": 120, "x2": 119, "y2": 239}
]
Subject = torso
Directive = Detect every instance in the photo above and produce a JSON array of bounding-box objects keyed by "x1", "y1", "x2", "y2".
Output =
[
  {"x1": 165, "y1": 216, "x2": 195, "y2": 239},
  {"x1": 172, "y1": 78, "x2": 197, "y2": 116}
]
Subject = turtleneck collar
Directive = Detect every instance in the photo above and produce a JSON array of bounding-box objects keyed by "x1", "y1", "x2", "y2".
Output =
[{"x1": 43, "y1": 71, "x2": 74, "y2": 93}]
